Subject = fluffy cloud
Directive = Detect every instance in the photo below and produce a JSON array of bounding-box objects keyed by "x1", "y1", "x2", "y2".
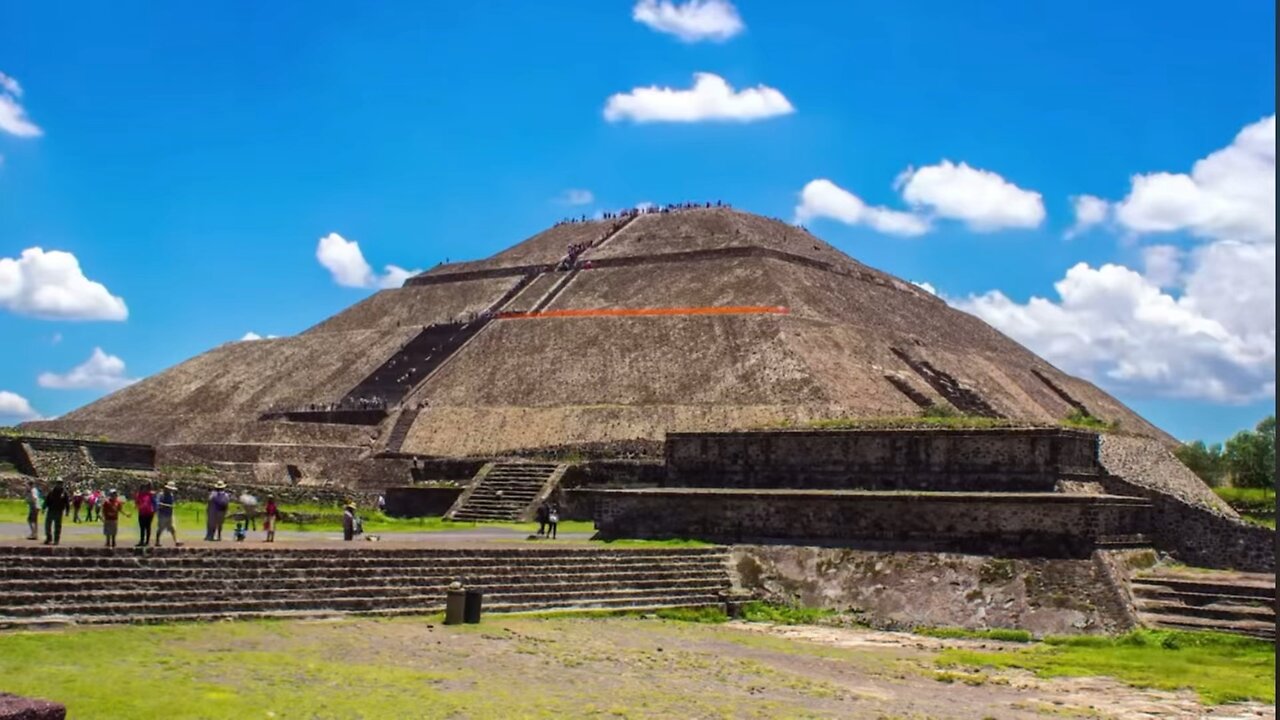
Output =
[
  {"x1": 559, "y1": 189, "x2": 595, "y2": 206},
  {"x1": 240, "y1": 332, "x2": 278, "y2": 342},
  {"x1": 794, "y1": 179, "x2": 930, "y2": 236},
  {"x1": 632, "y1": 0, "x2": 744, "y2": 42},
  {"x1": 1140, "y1": 244, "x2": 1182, "y2": 288},
  {"x1": 38, "y1": 347, "x2": 138, "y2": 391},
  {"x1": 0, "y1": 248, "x2": 128, "y2": 321},
  {"x1": 896, "y1": 161, "x2": 1046, "y2": 231},
  {"x1": 1114, "y1": 115, "x2": 1274, "y2": 243},
  {"x1": 1066, "y1": 194, "x2": 1109, "y2": 237},
  {"x1": 316, "y1": 232, "x2": 419, "y2": 289},
  {"x1": 604, "y1": 72, "x2": 794, "y2": 123},
  {"x1": 958, "y1": 242, "x2": 1274, "y2": 404},
  {"x1": 0, "y1": 390, "x2": 40, "y2": 421},
  {"x1": 0, "y1": 71, "x2": 42, "y2": 138}
]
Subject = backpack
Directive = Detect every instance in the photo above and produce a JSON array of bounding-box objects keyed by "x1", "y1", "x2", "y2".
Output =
[{"x1": 212, "y1": 491, "x2": 230, "y2": 512}]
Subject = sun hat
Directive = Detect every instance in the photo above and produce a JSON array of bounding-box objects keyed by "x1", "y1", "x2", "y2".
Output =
[
  {"x1": 164, "y1": 482, "x2": 178, "y2": 491},
  {"x1": 214, "y1": 480, "x2": 227, "y2": 489},
  {"x1": 108, "y1": 488, "x2": 118, "y2": 496}
]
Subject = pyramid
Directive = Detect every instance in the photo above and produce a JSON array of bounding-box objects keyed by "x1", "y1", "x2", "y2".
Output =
[{"x1": 29, "y1": 207, "x2": 1172, "y2": 470}]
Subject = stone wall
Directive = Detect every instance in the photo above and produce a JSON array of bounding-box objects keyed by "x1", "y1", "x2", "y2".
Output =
[
  {"x1": 730, "y1": 545, "x2": 1135, "y2": 636},
  {"x1": 665, "y1": 428, "x2": 1100, "y2": 491},
  {"x1": 384, "y1": 486, "x2": 465, "y2": 517},
  {"x1": 589, "y1": 488, "x2": 1151, "y2": 556}
]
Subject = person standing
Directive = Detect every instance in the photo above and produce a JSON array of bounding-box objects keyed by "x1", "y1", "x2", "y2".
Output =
[
  {"x1": 24, "y1": 480, "x2": 41, "y2": 541},
  {"x1": 155, "y1": 482, "x2": 180, "y2": 547},
  {"x1": 535, "y1": 502, "x2": 550, "y2": 537},
  {"x1": 134, "y1": 482, "x2": 156, "y2": 547},
  {"x1": 239, "y1": 493, "x2": 259, "y2": 531},
  {"x1": 72, "y1": 487, "x2": 84, "y2": 523},
  {"x1": 101, "y1": 489, "x2": 127, "y2": 548},
  {"x1": 206, "y1": 481, "x2": 230, "y2": 541},
  {"x1": 342, "y1": 500, "x2": 357, "y2": 542},
  {"x1": 42, "y1": 478, "x2": 69, "y2": 545},
  {"x1": 546, "y1": 502, "x2": 559, "y2": 540},
  {"x1": 263, "y1": 495, "x2": 279, "y2": 543}
]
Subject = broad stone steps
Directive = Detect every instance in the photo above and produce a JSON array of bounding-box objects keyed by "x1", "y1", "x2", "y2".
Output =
[
  {"x1": 450, "y1": 462, "x2": 562, "y2": 521},
  {"x1": 1130, "y1": 570, "x2": 1276, "y2": 639}
]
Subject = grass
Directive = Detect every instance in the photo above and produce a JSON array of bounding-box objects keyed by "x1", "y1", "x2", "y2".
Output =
[
  {"x1": 0, "y1": 498, "x2": 595, "y2": 536},
  {"x1": 1214, "y1": 486, "x2": 1276, "y2": 528},
  {"x1": 937, "y1": 629, "x2": 1275, "y2": 705},
  {"x1": 780, "y1": 405, "x2": 1126, "y2": 434},
  {"x1": 738, "y1": 601, "x2": 841, "y2": 626},
  {"x1": 916, "y1": 626, "x2": 1034, "y2": 643},
  {"x1": 1062, "y1": 409, "x2": 1120, "y2": 432}
]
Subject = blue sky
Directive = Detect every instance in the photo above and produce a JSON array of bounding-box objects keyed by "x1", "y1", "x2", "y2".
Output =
[{"x1": 1, "y1": 0, "x2": 1274, "y2": 443}]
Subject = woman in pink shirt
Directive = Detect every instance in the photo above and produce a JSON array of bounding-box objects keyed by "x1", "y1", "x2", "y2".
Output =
[{"x1": 263, "y1": 495, "x2": 279, "y2": 543}]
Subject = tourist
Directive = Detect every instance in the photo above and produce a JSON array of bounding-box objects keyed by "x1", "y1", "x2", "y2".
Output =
[
  {"x1": 535, "y1": 502, "x2": 550, "y2": 537},
  {"x1": 342, "y1": 500, "x2": 357, "y2": 542},
  {"x1": 376, "y1": 494, "x2": 386, "y2": 514},
  {"x1": 233, "y1": 521, "x2": 247, "y2": 542},
  {"x1": 134, "y1": 481, "x2": 157, "y2": 547},
  {"x1": 206, "y1": 481, "x2": 231, "y2": 541},
  {"x1": 42, "y1": 478, "x2": 68, "y2": 545},
  {"x1": 546, "y1": 502, "x2": 560, "y2": 540},
  {"x1": 101, "y1": 489, "x2": 127, "y2": 548},
  {"x1": 263, "y1": 495, "x2": 278, "y2": 543},
  {"x1": 240, "y1": 493, "x2": 259, "y2": 531},
  {"x1": 155, "y1": 481, "x2": 180, "y2": 547},
  {"x1": 25, "y1": 479, "x2": 41, "y2": 541},
  {"x1": 71, "y1": 487, "x2": 85, "y2": 523}
]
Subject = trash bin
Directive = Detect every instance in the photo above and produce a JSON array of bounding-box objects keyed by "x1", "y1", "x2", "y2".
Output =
[
  {"x1": 444, "y1": 584, "x2": 466, "y2": 625},
  {"x1": 464, "y1": 589, "x2": 484, "y2": 624}
]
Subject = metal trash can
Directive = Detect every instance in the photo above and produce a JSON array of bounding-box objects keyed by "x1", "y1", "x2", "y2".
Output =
[
  {"x1": 464, "y1": 589, "x2": 484, "y2": 624},
  {"x1": 444, "y1": 584, "x2": 467, "y2": 625}
]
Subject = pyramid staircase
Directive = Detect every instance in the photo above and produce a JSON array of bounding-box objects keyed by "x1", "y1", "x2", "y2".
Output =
[
  {"x1": 1130, "y1": 568, "x2": 1275, "y2": 640},
  {"x1": 0, "y1": 545, "x2": 730, "y2": 627},
  {"x1": 448, "y1": 462, "x2": 566, "y2": 522}
]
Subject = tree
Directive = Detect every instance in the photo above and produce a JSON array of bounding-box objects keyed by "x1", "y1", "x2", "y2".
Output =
[
  {"x1": 1222, "y1": 415, "x2": 1276, "y2": 491},
  {"x1": 1174, "y1": 440, "x2": 1225, "y2": 487}
]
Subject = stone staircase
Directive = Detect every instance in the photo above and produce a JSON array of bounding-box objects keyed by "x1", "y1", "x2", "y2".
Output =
[
  {"x1": 0, "y1": 545, "x2": 730, "y2": 627},
  {"x1": 449, "y1": 462, "x2": 565, "y2": 522},
  {"x1": 1130, "y1": 569, "x2": 1275, "y2": 640}
]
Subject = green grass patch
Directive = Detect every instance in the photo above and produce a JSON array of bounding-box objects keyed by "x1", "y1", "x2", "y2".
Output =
[
  {"x1": 1062, "y1": 409, "x2": 1120, "y2": 432},
  {"x1": 937, "y1": 629, "x2": 1275, "y2": 705},
  {"x1": 653, "y1": 606, "x2": 731, "y2": 623},
  {"x1": 1214, "y1": 486, "x2": 1275, "y2": 527},
  {"x1": 916, "y1": 626, "x2": 1033, "y2": 643},
  {"x1": 739, "y1": 601, "x2": 840, "y2": 626}
]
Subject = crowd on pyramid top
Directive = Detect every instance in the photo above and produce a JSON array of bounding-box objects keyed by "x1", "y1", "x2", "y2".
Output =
[{"x1": 554, "y1": 200, "x2": 731, "y2": 227}]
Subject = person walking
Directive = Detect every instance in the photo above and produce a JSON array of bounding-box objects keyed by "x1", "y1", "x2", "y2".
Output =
[
  {"x1": 206, "y1": 481, "x2": 230, "y2": 541},
  {"x1": 25, "y1": 480, "x2": 41, "y2": 541},
  {"x1": 42, "y1": 478, "x2": 69, "y2": 545},
  {"x1": 134, "y1": 482, "x2": 157, "y2": 547},
  {"x1": 342, "y1": 500, "x2": 357, "y2": 542},
  {"x1": 155, "y1": 482, "x2": 180, "y2": 547},
  {"x1": 263, "y1": 495, "x2": 279, "y2": 543},
  {"x1": 239, "y1": 493, "x2": 259, "y2": 531},
  {"x1": 546, "y1": 502, "x2": 560, "y2": 540},
  {"x1": 101, "y1": 489, "x2": 127, "y2": 548},
  {"x1": 535, "y1": 502, "x2": 550, "y2": 537},
  {"x1": 71, "y1": 487, "x2": 84, "y2": 523}
]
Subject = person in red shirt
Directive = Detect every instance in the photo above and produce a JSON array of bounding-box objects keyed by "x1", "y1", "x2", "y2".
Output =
[
  {"x1": 134, "y1": 482, "x2": 156, "y2": 548},
  {"x1": 263, "y1": 495, "x2": 279, "y2": 543},
  {"x1": 101, "y1": 489, "x2": 129, "y2": 548}
]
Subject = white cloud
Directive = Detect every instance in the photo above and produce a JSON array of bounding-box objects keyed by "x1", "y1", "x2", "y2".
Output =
[
  {"x1": 38, "y1": 347, "x2": 138, "y2": 391},
  {"x1": 0, "y1": 390, "x2": 40, "y2": 421},
  {"x1": 316, "y1": 232, "x2": 419, "y2": 289},
  {"x1": 240, "y1": 332, "x2": 278, "y2": 342},
  {"x1": 1114, "y1": 115, "x2": 1274, "y2": 243},
  {"x1": 632, "y1": 0, "x2": 744, "y2": 42},
  {"x1": 603, "y1": 72, "x2": 794, "y2": 124},
  {"x1": 794, "y1": 179, "x2": 930, "y2": 236},
  {"x1": 957, "y1": 242, "x2": 1274, "y2": 403},
  {"x1": 1140, "y1": 244, "x2": 1182, "y2": 288},
  {"x1": 0, "y1": 71, "x2": 42, "y2": 138},
  {"x1": 0, "y1": 247, "x2": 128, "y2": 321},
  {"x1": 560, "y1": 188, "x2": 595, "y2": 206},
  {"x1": 1066, "y1": 194, "x2": 1109, "y2": 238},
  {"x1": 896, "y1": 161, "x2": 1046, "y2": 231},
  {"x1": 912, "y1": 281, "x2": 938, "y2": 295}
]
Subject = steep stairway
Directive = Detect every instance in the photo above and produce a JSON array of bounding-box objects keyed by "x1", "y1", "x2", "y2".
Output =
[
  {"x1": 0, "y1": 546, "x2": 730, "y2": 626},
  {"x1": 449, "y1": 462, "x2": 565, "y2": 521},
  {"x1": 1130, "y1": 568, "x2": 1275, "y2": 640},
  {"x1": 383, "y1": 406, "x2": 421, "y2": 454}
]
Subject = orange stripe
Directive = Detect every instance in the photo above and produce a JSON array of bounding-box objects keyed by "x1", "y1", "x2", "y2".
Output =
[{"x1": 497, "y1": 306, "x2": 789, "y2": 320}]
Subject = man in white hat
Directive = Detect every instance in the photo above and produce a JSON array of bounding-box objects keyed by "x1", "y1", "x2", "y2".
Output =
[
  {"x1": 205, "y1": 481, "x2": 231, "y2": 541},
  {"x1": 155, "y1": 481, "x2": 180, "y2": 547}
]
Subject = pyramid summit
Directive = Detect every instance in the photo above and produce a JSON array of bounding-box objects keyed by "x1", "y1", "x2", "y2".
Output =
[{"x1": 28, "y1": 204, "x2": 1170, "y2": 473}]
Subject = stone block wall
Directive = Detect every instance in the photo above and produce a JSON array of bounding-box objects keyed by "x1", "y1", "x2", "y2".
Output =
[
  {"x1": 589, "y1": 489, "x2": 1150, "y2": 556},
  {"x1": 664, "y1": 428, "x2": 1100, "y2": 491}
]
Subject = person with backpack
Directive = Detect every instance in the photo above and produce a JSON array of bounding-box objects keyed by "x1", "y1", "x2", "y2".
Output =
[
  {"x1": 535, "y1": 502, "x2": 550, "y2": 537},
  {"x1": 206, "y1": 481, "x2": 231, "y2": 541},
  {"x1": 42, "y1": 478, "x2": 69, "y2": 545},
  {"x1": 101, "y1": 489, "x2": 128, "y2": 548},
  {"x1": 155, "y1": 482, "x2": 180, "y2": 547},
  {"x1": 25, "y1": 479, "x2": 41, "y2": 541},
  {"x1": 134, "y1": 481, "x2": 157, "y2": 547}
]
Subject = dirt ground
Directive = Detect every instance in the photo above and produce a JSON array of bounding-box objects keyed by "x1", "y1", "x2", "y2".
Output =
[{"x1": 1, "y1": 615, "x2": 1271, "y2": 719}]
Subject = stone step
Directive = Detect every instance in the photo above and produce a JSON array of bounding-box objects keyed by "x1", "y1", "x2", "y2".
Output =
[
  {"x1": 0, "y1": 586, "x2": 728, "y2": 620},
  {"x1": 1131, "y1": 577, "x2": 1275, "y2": 600},
  {"x1": 0, "y1": 578, "x2": 730, "y2": 612},
  {"x1": 0, "y1": 595, "x2": 726, "y2": 629},
  {"x1": 0, "y1": 549, "x2": 726, "y2": 564},
  {"x1": 1130, "y1": 585, "x2": 1277, "y2": 608},
  {"x1": 0, "y1": 546, "x2": 724, "y2": 559},
  {"x1": 1135, "y1": 598, "x2": 1275, "y2": 623},
  {"x1": 1139, "y1": 612, "x2": 1276, "y2": 640}
]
